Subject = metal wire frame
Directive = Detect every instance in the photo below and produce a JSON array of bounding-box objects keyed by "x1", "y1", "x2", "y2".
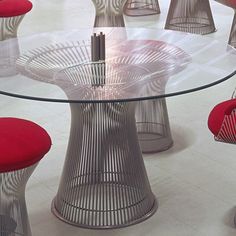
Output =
[
  {"x1": 91, "y1": 0, "x2": 127, "y2": 27},
  {"x1": 165, "y1": 0, "x2": 216, "y2": 35},
  {"x1": 229, "y1": 10, "x2": 236, "y2": 47},
  {"x1": 0, "y1": 15, "x2": 25, "y2": 41},
  {"x1": 52, "y1": 102, "x2": 157, "y2": 228},
  {"x1": 214, "y1": 109, "x2": 236, "y2": 144},
  {"x1": 214, "y1": 1, "x2": 236, "y2": 47},
  {"x1": 124, "y1": 0, "x2": 160, "y2": 16},
  {"x1": 0, "y1": 38, "x2": 20, "y2": 77},
  {"x1": 135, "y1": 98, "x2": 173, "y2": 153},
  {"x1": 0, "y1": 164, "x2": 37, "y2": 236},
  {"x1": 16, "y1": 39, "x2": 190, "y2": 154}
]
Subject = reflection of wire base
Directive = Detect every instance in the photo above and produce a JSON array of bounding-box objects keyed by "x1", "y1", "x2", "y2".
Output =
[
  {"x1": 52, "y1": 102, "x2": 157, "y2": 229},
  {"x1": 124, "y1": 0, "x2": 160, "y2": 16},
  {"x1": 136, "y1": 98, "x2": 173, "y2": 153}
]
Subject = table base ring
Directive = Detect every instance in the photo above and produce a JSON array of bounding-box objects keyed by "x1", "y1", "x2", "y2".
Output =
[{"x1": 51, "y1": 196, "x2": 158, "y2": 229}]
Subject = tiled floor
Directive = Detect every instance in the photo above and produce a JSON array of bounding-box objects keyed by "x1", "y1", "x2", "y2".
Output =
[{"x1": 1, "y1": 0, "x2": 236, "y2": 235}]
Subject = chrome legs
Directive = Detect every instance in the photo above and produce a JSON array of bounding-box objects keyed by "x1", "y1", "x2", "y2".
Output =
[{"x1": 52, "y1": 102, "x2": 157, "y2": 229}]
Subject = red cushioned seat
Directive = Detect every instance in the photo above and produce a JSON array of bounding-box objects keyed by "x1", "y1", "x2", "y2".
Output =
[
  {"x1": 208, "y1": 98, "x2": 236, "y2": 136},
  {"x1": 0, "y1": 0, "x2": 33, "y2": 18},
  {"x1": 0, "y1": 117, "x2": 51, "y2": 172}
]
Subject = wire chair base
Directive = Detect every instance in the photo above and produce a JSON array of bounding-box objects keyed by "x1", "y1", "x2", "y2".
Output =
[
  {"x1": 229, "y1": 11, "x2": 236, "y2": 48},
  {"x1": 52, "y1": 102, "x2": 157, "y2": 229},
  {"x1": 124, "y1": 0, "x2": 160, "y2": 16},
  {"x1": 165, "y1": 0, "x2": 216, "y2": 35},
  {"x1": 94, "y1": 14, "x2": 125, "y2": 27},
  {"x1": 92, "y1": 0, "x2": 126, "y2": 27},
  {"x1": 0, "y1": 16, "x2": 25, "y2": 41},
  {"x1": 52, "y1": 189, "x2": 158, "y2": 229},
  {"x1": 0, "y1": 164, "x2": 37, "y2": 236},
  {"x1": 0, "y1": 38, "x2": 20, "y2": 77},
  {"x1": 136, "y1": 99, "x2": 173, "y2": 153}
]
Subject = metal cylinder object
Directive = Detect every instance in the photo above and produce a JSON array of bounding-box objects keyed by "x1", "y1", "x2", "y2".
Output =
[{"x1": 165, "y1": 0, "x2": 216, "y2": 35}]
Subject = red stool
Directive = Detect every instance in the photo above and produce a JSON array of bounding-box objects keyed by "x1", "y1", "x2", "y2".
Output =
[
  {"x1": 208, "y1": 98, "x2": 236, "y2": 143},
  {"x1": 0, "y1": 117, "x2": 51, "y2": 236},
  {"x1": 0, "y1": 0, "x2": 33, "y2": 40}
]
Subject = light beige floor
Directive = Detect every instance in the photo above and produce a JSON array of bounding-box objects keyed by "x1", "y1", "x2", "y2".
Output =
[{"x1": 1, "y1": 0, "x2": 236, "y2": 235}]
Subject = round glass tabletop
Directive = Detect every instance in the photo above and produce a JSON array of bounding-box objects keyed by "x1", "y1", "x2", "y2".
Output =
[{"x1": 0, "y1": 27, "x2": 235, "y2": 103}]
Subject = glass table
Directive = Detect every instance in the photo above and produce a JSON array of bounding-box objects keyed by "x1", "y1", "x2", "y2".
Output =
[{"x1": 0, "y1": 28, "x2": 236, "y2": 229}]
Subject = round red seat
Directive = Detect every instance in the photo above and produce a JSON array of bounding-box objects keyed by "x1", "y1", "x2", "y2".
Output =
[
  {"x1": 208, "y1": 98, "x2": 236, "y2": 136},
  {"x1": 0, "y1": 117, "x2": 51, "y2": 172},
  {"x1": 0, "y1": 0, "x2": 33, "y2": 18}
]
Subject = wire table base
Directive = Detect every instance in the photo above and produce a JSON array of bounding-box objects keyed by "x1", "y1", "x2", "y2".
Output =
[{"x1": 51, "y1": 102, "x2": 157, "y2": 229}]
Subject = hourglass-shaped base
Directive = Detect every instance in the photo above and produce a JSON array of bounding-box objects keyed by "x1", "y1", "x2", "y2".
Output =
[{"x1": 52, "y1": 102, "x2": 157, "y2": 229}]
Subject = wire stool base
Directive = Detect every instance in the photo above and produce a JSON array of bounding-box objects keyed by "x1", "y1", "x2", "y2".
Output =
[
  {"x1": 136, "y1": 99, "x2": 173, "y2": 153},
  {"x1": 164, "y1": 0, "x2": 216, "y2": 35},
  {"x1": 137, "y1": 123, "x2": 173, "y2": 153}
]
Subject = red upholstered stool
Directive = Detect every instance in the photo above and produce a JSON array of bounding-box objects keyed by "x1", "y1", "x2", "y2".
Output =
[
  {"x1": 208, "y1": 98, "x2": 236, "y2": 143},
  {"x1": 0, "y1": 117, "x2": 51, "y2": 236},
  {"x1": 0, "y1": 0, "x2": 33, "y2": 40}
]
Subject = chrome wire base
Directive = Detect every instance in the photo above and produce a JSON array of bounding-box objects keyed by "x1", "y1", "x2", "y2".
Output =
[
  {"x1": 0, "y1": 38, "x2": 20, "y2": 77},
  {"x1": 136, "y1": 99, "x2": 173, "y2": 153},
  {"x1": 229, "y1": 11, "x2": 236, "y2": 48},
  {"x1": 92, "y1": 0, "x2": 126, "y2": 27},
  {"x1": 124, "y1": 0, "x2": 160, "y2": 16},
  {"x1": 52, "y1": 102, "x2": 157, "y2": 229},
  {"x1": 0, "y1": 15, "x2": 25, "y2": 41},
  {"x1": 165, "y1": 0, "x2": 216, "y2": 35},
  {"x1": 94, "y1": 14, "x2": 125, "y2": 27},
  {"x1": 0, "y1": 164, "x2": 37, "y2": 236}
]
